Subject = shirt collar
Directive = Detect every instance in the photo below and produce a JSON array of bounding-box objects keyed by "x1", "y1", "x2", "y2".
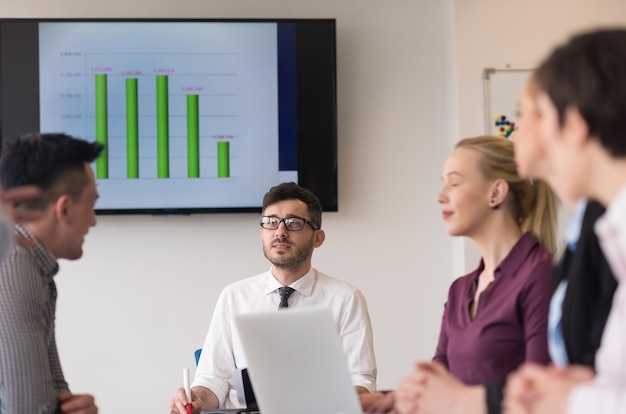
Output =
[
  {"x1": 601, "y1": 184, "x2": 626, "y2": 231},
  {"x1": 595, "y1": 184, "x2": 626, "y2": 282},
  {"x1": 565, "y1": 198, "x2": 587, "y2": 251},
  {"x1": 15, "y1": 224, "x2": 59, "y2": 279},
  {"x1": 475, "y1": 232, "x2": 539, "y2": 278},
  {"x1": 263, "y1": 267, "x2": 317, "y2": 297}
]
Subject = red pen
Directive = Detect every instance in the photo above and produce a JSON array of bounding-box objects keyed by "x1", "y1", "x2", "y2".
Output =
[{"x1": 183, "y1": 368, "x2": 193, "y2": 414}]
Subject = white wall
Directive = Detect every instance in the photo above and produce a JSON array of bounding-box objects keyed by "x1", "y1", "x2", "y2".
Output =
[
  {"x1": 2, "y1": 1, "x2": 457, "y2": 412},
  {"x1": 8, "y1": 1, "x2": 626, "y2": 412},
  {"x1": 454, "y1": 0, "x2": 626, "y2": 271}
]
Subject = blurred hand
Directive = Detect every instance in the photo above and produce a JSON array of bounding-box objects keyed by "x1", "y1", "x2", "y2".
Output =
[
  {"x1": 57, "y1": 391, "x2": 97, "y2": 414},
  {"x1": 396, "y1": 361, "x2": 482, "y2": 414},
  {"x1": 504, "y1": 363, "x2": 594, "y2": 414},
  {"x1": 504, "y1": 364, "x2": 539, "y2": 414},
  {"x1": 395, "y1": 363, "x2": 426, "y2": 414},
  {"x1": 360, "y1": 391, "x2": 397, "y2": 413},
  {"x1": 1, "y1": 185, "x2": 43, "y2": 223}
]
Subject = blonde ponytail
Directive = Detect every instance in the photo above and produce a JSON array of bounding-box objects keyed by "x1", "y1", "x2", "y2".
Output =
[
  {"x1": 456, "y1": 136, "x2": 559, "y2": 254},
  {"x1": 519, "y1": 179, "x2": 558, "y2": 254}
]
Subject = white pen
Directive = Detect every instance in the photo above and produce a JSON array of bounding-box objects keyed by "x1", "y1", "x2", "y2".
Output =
[{"x1": 183, "y1": 368, "x2": 192, "y2": 414}]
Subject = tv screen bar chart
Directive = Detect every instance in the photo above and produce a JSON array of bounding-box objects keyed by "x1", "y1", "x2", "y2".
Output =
[
  {"x1": 91, "y1": 67, "x2": 233, "y2": 180},
  {"x1": 39, "y1": 22, "x2": 280, "y2": 209},
  {"x1": 90, "y1": 55, "x2": 239, "y2": 179}
]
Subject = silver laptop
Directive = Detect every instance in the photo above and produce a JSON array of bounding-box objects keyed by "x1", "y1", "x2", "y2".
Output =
[{"x1": 233, "y1": 306, "x2": 363, "y2": 414}]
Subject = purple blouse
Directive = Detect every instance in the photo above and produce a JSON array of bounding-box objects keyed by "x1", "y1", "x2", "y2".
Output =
[{"x1": 433, "y1": 232, "x2": 553, "y2": 385}]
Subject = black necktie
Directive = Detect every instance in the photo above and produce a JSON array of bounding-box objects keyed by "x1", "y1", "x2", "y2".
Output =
[{"x1": 278, "y1": 287, "x2": 295, "y2": 309}]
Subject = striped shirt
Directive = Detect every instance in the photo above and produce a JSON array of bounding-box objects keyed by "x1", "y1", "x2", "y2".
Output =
[{"x1": 0, "y1": 225, "x2": 68, "y2": 413}]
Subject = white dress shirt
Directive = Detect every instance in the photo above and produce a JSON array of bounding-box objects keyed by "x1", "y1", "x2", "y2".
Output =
[
  {"x1": 568, "y1": 185, "x2": 626, "y2": 413},
  {"x1": 192, "y1": 267, "x2": 377, "y2": 408}
]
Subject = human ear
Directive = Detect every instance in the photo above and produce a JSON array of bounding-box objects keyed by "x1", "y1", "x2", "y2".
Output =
[
  {"x1": 489, "y1": 179, "x2": 509, "y2": 209},
  {"x1": 563, "y1": 106, "x2": 590, "y2": 148},
  {"x1": 53, "y1": 195, "x2": 71, "y2": 222},
  {"x1": 313, "y1": 229, "x2": 325, "y2": 248}
]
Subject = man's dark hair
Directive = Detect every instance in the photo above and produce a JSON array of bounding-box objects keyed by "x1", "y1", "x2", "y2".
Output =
[
  {"x1": 535, "y1": 28, "x2": 626, "y2": 157},
  {"x1": 262, "y1": 182, "x2": 323, "y2": 229},
  {"x1": 0, "y1": 133, "x2": 103, "y2": 208}
]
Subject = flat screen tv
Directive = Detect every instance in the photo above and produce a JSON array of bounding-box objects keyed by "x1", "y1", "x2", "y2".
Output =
[{"x1": 0, "y1": 18, "x2": 337, "y2": 214}]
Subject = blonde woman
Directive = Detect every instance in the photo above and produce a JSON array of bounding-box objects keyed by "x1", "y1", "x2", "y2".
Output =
[{"x1": 363, "y1": 136, "x2": 558, "y2": 414}]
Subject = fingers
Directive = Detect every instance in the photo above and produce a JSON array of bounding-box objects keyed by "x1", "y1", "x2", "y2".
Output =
[
  {"x1": 414, "y1": 361, "x2": 448, "y2": 379},
  {"x1": 58, "y1": 393, "x2": 97, "y2": 414},
  {"x1": 564, "y1": 365, "x2": 595, "y2": 382},
  {"x1": 1, "y1": 185, "x2": 40, "y2": 203},
  {"x1": 16, "y1": 234, "x2": 38, "y2": 247},
  {"x1": 169, "y1": 397, "x2": 184, "y2": 414},
  {"x1": 11, "y1": 206, "x2": 45, "y2": 224},
  {"x1": 395, "y1": 376, "x2": 424, "y2": 414},
  {"x1": 367, "y1": 392, "x2": 396, "y2": 412},
  {"x1": 504, "y1": 366, "x2": 543, "y2": 414},
  {"x1": 392, "y1": 361, "x2": 447, "y2": 414},
  {"x1": 360, "y1": 393, "x2": 382, "y2": 410},
  {"x1": 516, "y1": 363, "x2": 549, "y2": 380},
  {"x1": 57, "y1": 390, "x2": 72, "y2": 403},
  {"x1": 504, "y1": 364, "x2": 591, "y2": 414},
  {"x1": 0, "y1": 185, "x2": 44, "y2": 224},
  {"x1": 427, "y1": 360, "x2": 449, "y2": 375},
  {"x1": 361, "y1": 392, "x2": 389, "y2": 412},
  {"x1": 169, "y1": 387, "x2": 192, "y2": 414},
  {"x1": 415, "y1": 361, "x2": 435, "y2": 371}
]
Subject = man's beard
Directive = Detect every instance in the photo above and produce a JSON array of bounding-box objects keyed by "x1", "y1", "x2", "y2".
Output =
[{"x1": 263, "y1": 238, "x2": 314, "y2": 271}]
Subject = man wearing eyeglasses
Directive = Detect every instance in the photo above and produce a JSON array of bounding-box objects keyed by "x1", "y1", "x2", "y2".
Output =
[{"x1": 170, "y1": 182, "x2": 376, "y2": 414}]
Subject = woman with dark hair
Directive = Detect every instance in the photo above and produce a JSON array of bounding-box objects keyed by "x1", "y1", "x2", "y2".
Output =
[{"x1": 502, "y1": 28, "x2": 626, "y2": 414}]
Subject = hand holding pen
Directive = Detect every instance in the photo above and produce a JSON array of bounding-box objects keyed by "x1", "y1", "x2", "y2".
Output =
[
  {"x1": 183, "y1": 368, "x2": 193, "y2": 414},
  {"x1": 168, "y1": 369, "x2": 196, "y2": 414}
]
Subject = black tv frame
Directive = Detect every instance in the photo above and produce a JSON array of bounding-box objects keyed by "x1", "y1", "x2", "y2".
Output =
[{"x1": 0, "y1": 18, "x2": 338, "y2": 214}]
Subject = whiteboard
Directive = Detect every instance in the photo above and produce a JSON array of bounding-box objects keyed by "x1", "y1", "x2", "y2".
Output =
[
  {"x1": 483, "y1": 68, "x2": 534, "y2": 137},
  {"x1": 483, "y1": 67, "x2": 570, "y2": 253}
]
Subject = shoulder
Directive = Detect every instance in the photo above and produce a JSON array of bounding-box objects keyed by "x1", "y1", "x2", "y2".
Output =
[
  {"x1": 522, "y1": 240, "x2": 554, "y2": 275},
  {"x1": 314, "y1": 270, "x2": 362, "y2": 295},
  {"x1": 0, "y1": 246, "x2": 41, "y2": 281},
  {"x1": 511, "y1": 233, "x2": 553, "y2": 277},
  {"x1": 513, "y1": 237, "x2": 554, "y2": 294},
  {"x1": 448, "y1": 270, "x2": 477, "y2": 294},
  {"x1": 220, "y1": 272, "x2": 267, "y2": 296},
  {"x1": 312, "y1": 271, "x2": 372, "y2": 324},
  {"x1": 0, "y1": 247, "x2": 47, "y2": 306},
  {"x1": 311, "y1": 270, "x2": 369, "y2": 312}
]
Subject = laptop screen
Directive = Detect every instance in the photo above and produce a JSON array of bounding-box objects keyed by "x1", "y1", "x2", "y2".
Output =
[{"x1": 234, "y1": 306, "x2": 363, "y2": 414}]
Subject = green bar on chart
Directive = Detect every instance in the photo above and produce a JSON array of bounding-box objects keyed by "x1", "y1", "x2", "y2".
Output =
[
  {"x1": 217, "y1": 141, "x2": 230, "y2": 178},
  {"x1": 187, "y1": 94, "x2": 200, "y2": 178},
  {"x1": 126, "y1": 78, "x2": 139, "y2": 178},
  {"x1": 156, "y1": 75, "x2": 169, "y2": 178},
  {"x1": 95, "y1": 74, "x2": 108, "y2": 179}
]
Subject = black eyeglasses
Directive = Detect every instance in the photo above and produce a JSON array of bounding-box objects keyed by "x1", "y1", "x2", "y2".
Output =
[{"x1": 260, "y1": 216, "x2": 320, "y2": 231}]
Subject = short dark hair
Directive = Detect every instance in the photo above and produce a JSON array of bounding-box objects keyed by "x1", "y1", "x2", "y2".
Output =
[
  {"x1": 535, "y1": 28, "x2": 626, "y2": 157},
  {"x1": 262, "y1": 182, "x2": 323, "y2": 229},
  {"x1": 0, "y1": 133, "x2": 103, "y2": 208}
]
